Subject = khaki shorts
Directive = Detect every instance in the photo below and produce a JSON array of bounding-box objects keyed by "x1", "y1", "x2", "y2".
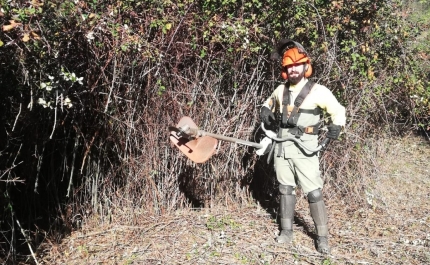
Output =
[{"x1": 274, "y1": 154, "x2": 323, "y2": 194}]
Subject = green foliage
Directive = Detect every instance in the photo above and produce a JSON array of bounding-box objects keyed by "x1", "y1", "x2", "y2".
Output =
[
  {"x1": 406, "y1": 1, "x2": 430, "y2": 130},
  {"x1": 206, "y1": 215, "x2": 241, "y2": 230},
  {"x1": 322, "y1": 257, "x2": 335, "y2": 265}
]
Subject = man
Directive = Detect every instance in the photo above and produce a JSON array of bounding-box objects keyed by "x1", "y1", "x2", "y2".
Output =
[{"x1": 260, "y1": 40, "x2": 346, "y2": 254}]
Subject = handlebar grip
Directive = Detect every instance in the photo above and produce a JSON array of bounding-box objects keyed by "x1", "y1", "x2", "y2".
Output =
[{"x1": 320, "y1": 138, "x2": 331, "y2": 149}]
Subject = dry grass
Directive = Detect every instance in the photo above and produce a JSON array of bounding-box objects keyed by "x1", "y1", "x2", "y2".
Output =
[{"x1": 37, "y1": 135, "x2": 430, "y2": 265}]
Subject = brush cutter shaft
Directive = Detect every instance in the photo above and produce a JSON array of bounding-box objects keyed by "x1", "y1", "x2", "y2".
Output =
[
  {"x1": 260, "y1": 123, "x2": 329, "y2": 153},
  {"x1": 200, "y1": 131, "x2": 264, "y2": 149},
  {"x1": 178, "y1": 124, "x2": 263, "y2": 149}
]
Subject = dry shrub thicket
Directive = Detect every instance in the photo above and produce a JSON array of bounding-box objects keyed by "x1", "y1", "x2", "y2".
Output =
[{"x1": 0, "y1": 0, "x2": 429, "y2": 262}]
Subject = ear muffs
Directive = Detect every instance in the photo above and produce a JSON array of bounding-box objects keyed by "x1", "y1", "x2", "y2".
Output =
[
  {"x1": 281, "y1": 69, "x2": 288, "y2": 80},
  {"x1": 281, "y1": 62, "x2": 313, "y2": 80},
  {"x1": 305, "y1": 63, "x2": 312, "y2": 77}
]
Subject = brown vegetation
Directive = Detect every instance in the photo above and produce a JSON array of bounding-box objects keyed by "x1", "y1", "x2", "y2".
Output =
[{"x1": 37, "y1": 135, "x2": 429, "y2": 265}]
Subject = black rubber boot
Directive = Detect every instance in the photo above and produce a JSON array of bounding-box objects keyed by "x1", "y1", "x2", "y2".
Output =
[
  {"x1": 277, "y1": 229, "x2": 293, "y2": 243},
  {"x1": 316, "y1": 236, "x2": 330, "y2": 254},
  {"x1": 309, "y1": 200, "x2": 330, "y2": 254},
  {"x1": 276, "y1": 194, "x2": 296, "y2": 243}
]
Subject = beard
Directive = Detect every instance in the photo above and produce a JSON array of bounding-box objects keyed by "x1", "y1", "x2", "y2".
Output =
[{"x1": 288, "y1": 70, "x2": 305, "y2": 85}]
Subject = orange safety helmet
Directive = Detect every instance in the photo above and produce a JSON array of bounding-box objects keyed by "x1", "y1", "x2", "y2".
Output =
[{"x1": 271, "y1": 39, "x2": 313, "y2": 80}]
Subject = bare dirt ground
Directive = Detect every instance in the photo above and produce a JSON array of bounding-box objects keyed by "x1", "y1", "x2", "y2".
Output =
[{"x1": 38, "y1": 135, "x2": 429, "y2": 265}]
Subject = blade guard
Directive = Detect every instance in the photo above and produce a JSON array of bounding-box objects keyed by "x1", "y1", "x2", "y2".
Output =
[{"x1": 169, "y1": 116, "x2": 218, "y2": 163}]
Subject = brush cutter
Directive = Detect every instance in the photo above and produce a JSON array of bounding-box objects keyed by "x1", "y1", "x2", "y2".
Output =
[{"x1": 169, "y1": 116, "x2": 330, "y2": 163}]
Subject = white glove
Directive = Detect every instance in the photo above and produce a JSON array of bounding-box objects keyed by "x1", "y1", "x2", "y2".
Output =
[
  {"x1": 256, "y1": 136, "x2": 273, "y2": 156},
  {"x1": 264, "y1": 130, "x2": 277, "y2": 139}
]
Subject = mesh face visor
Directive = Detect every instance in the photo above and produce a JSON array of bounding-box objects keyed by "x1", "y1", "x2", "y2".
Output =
[
  {"x1": 280, "y1": 41, "x2": 307, "y2": 56},
  {"x1": 271, "y1": 39, "x2": 309, "y2": 61}
]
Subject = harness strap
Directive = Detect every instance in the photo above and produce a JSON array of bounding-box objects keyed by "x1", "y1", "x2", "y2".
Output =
[
  {"x1": 287, "y1": 124, "x2": 320, "y2": 138},
  {"x1": 276, "y1": 81, "x2": 320, "y2": 156},
  {"x1": 281, "y1": 81, "x2": 317, "y2": 127},
  {"x1": 299, "y1": 108, "x2": 322, "y2": 115},
  {"x1": 276, "y1": 125, "x2": 320, "y2": 157}
]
